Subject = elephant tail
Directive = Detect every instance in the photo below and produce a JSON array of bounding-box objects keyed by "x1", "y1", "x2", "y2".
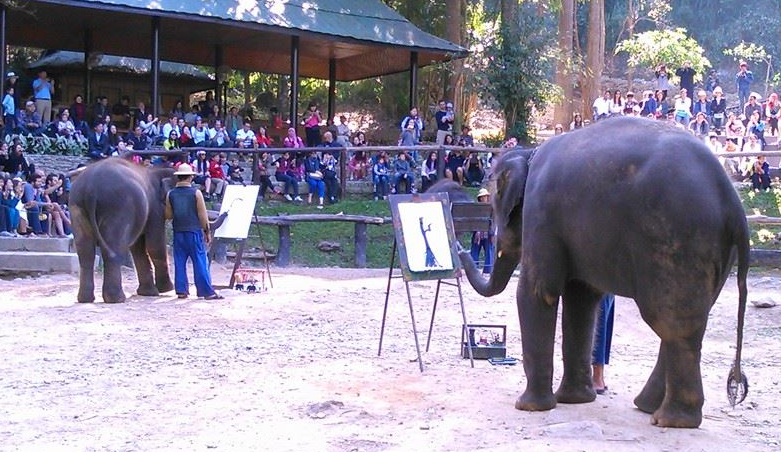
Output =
[
  {"x1": 87, "y1": 195, "x2": 117, "y2": 261},
  {"x1": 730, "y1": 217, "x2": 750, "y2": 405}
]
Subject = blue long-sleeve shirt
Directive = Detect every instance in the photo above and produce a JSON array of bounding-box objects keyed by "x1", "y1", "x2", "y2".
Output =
[
  {"x1": 736, "y1": 70, "x2": 754, "y2": 91},
  {"x1": 2, "y1": 94, "x2": 14, "y2": 116}
]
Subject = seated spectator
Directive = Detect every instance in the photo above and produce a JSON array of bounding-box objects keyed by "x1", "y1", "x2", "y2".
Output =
[
  {"x1": 1, "y1": 178, "x2": 21, "y2": 235},
  {"x1": 140, "y1": 113, "x2": 160, "y2": 143},
  {"x1": 209, "y1": 120, "x2": 232, "y2": 148},
  {"x1": 399, "y1": 107, "x2": 424, "y2": 146},
  {"x1": 673, "y1": 89, "x2": 691, "y2": 125},
  {"x1": 554, "y1": 124, "x2": 564, "y2": 135},
  {"x1": 161, "y1": 115, "x2": 179, "y2": 142},
  {"x1": 225, "y1": 106, "x2": 241, "y2": 140},
  {"x1": 464, "y1": 152, "x2": 485, "y2": 186},
  {"x1": 179, "y1": 125, "x2": 194, "y2": 148},
  {"x1": 283, "y1": 127, "x2": 304, "y2": 148},
  {"x1": 126, "y1": 125, "x2": 149, "y2": 151},
  {"x1": 692, "y1": 90, "x2": 711, "y2": 118},
  {"x1": 227, "y1": 157, "x2": 244, "y2": 185},
  {"x1": 707, "y1": 134, "x2": 723, "y2": 154},
  {"x1": 270, "y1": 106, "x2": 284, "y2": 129},
  {"x1": 304, "y1": 151, "x2": 326, "y2": 209},
  {"x1": 608, "y1": 90, "x2": 623, "y2": 117},
  {"x1": 592, "y1": 90, "x2": 610, "y2": 121},
  {"x1": 349, "y1": 146, "x2": 368, "y2": 181},
  {"x1": 209, "y1": 104, "x2": 222, "y2": 123},
  {"x1": 257, "y1": 126, "x2": 272, "y2": 148},
  {"x1": 421, "y1": 151, "x2": 438, "y2": 192},
  {"x1": 743, "y1": 134, "x2": 762, "y2": 154},
  {"x1": 170, "y1": 99, "x2": 185, "y2": 120},
  {"x1": 372, "y1": 154, "x2": 390, "y2": 200},
  {"x1": 191, "y1": 116, "x2": 210, "y2": 148},
  {"x1": 746, "y1": 111, "x2": 766, "y2": 147},
  {"x1": 392, "y1": 152, "x2": 415, "y2": 194},
  {"x1": 721, "y1": 140, "x2": 740, "y2": 175},
  {"x1": 710, "y1": 87, "x2": 727, "y2": 132},
  {"x1": 3, "y1": 143, "x2": 32, "y2": 178},
  {"x1": 750, "y1": 155, "x2": 771, "y2": 191},
  {"x1": 335, "y1": 115, "x2": 351, "y2": 146},
  {"x1": 726, "y1": 112, "x2": 745, "y2": 142},
  {"x1": 22, "y1": 172, "x2": 49, "y2": 236},
  {"x1": 623, "y1": 92, "x2": 638, "y2": 115},
  {"x1": 652, "y1": 89, "x2": 667, "y2": 119},
  {"x1": 570, "y1": 112, "x2": 585, "y2": 130},
  {"x1": 56, "y1": 109, "x2": 77, "y2": 138},
  {"x1": 207, "y1": 153, "x2": 227, "y2": 199},
  {"x1": 163, "y1": 130, "x2": 180, "y2": 151},
  {"x1": 11, "y1": 178, "x2": 29, "y2": 234},
  {"x1": 275, "y1": 151, "x2": 302, "y2": 202},
  {"x1": 236, "y1": 121, "x2": 258, "y2": 149},
  {"x1": 107, "y1": 123, "x2": 122, "y2": 153},
  {"x1": 257, "y1": 151, "x2": 278, "y2": 200},
  {"x1": 112, "y1": 96, "x2": 131, "y2": 128},
  {"x1": 88, "y1": 122, "x2": 110, "y2": 159},
  {"x1": 445, "y1": 149, "x2": 466, "y2": 185},
  {"x1": 322, "y1": 151, "x2": 339, "y2": 204},
  {"x1": 443, "y1": 134, "x2": 455, "y2": 146},
  {"x1": 18, "y1": 101, "x2": 44, "y2": 135},
  {"x1": 192, "y1": 150, "x2": 213, "y2": 200},
  {"x1": 765, "y1": 92, "x2": 780, "y2": 137},
  {"x1": 43, "y1": 173, "x2": 70, "y2": 237},
  {"x1": 744, "y1": 94, "x2": 762, "y2": 123},
  {"x1": 456, "y1": 125, "x2": 474, "y2": 146},
  {"x1": 69, "y1": 94, "x2": 87, "y2": 133},
  {"x1": 689, "y1": 112, "x2": 710, "y2": 139},
  {"x1": 356, "y1": 131, "x2": 367, "y2": 146},
  {"x1": 320, "y1": 131, "x2": 341, "y2": 152},
  {"x1": 184, "y1": 104, "x2": 200, "y2": 127},
  {"x1": 91, "y1": 96, "x2": 110, "y2": 126}
]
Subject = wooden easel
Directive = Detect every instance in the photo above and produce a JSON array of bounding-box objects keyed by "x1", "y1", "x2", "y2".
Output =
[{"x1": 228, "y1": 212, "x2": 274, "y2": 289}]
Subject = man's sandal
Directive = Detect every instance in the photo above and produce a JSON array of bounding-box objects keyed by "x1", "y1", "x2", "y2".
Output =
[{"x1": 204, "y1": 294, "x2": 224, "y2": 300}]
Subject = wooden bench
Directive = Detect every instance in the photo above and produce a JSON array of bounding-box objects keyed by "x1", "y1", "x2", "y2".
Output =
[
  {"x1": 252, "y1": 214, "x2": 387, "y2": 267},
  {"x1": 451, "y1": 202, "x2": 492, "y2": 235}
]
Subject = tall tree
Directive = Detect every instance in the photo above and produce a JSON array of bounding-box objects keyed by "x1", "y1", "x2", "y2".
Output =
[
  {"x1": 554, "y1": 0, "x2": 575, "y2": 128},
  {"x1": 445, "y1": 0, "x2": 464, "y2": 126},
  {"x1": 581, "y1": 0, "x2": 605, "y2": 120}
]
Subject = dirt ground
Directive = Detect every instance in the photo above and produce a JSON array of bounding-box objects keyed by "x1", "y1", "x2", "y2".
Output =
[{"x1": 0, "y1": 265, "x2": 779, "y2": 452}]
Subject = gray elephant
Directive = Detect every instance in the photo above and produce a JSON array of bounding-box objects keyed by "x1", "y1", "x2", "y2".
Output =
[
  {"x1": 459, "y1": 117, "x2": 749, "y2": 428},
  {"x1": 70, "y1": 158, "x2": 175, "y2": 303}
]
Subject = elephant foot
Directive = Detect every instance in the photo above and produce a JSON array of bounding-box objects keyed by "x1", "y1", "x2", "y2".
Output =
[
  {"x1": 555, "y1": 382, "x2": 596, "y2": 404},
  {"x1": 77, "y1": 297, "x2": 95, "y2": 304},
  {"x1": 102, "y1": 292, "x2": 127, "y2": 304},
  {"x1": 156, "y1": 279, "x2": 174, "y2": 293},
  {"x1": 652, "y1": 404, "x2": 702, "y2": 428},
  {"x1": 634, "y1": 390, "x2": 664, "y2": 414},
  {"x1": 137, "y1": 285, "x2": 160, "y2": 297},
  {"x1": 515, "y1": 390, "x2": 557, "y2": 412}
]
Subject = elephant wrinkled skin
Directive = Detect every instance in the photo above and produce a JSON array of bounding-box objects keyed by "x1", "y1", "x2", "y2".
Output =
[
  {"x1": 459, "y1": 117, "x2": 749, "y2": 428},
  {"x1": 70, "y1": 158, "x2": 175, "y2": 303}
]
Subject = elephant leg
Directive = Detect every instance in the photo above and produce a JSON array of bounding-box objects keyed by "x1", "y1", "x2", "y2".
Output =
[
  {"x1": 555, "y1": 281, "x2": 602, "y2": 404},
  {"x1": 73, "y1": 212, "x2": 97, "y2": 303},
  {"x1": 146, "y1": 220, "x2": 174, "y2": 293},
  {"x1": 515, "y1": 274, "x2": 560, "y2": 411},
  {"x1": 101, "y1": 249, "x2": 127, "y2": 304},
  {"x1": 634, "y1": 342, "x2": 666, "y2": 414},
  {"x1": 652, "y1": 331, "x2": 706, "y2": 428},
  {"x1": 131, "y1": 235, "x2": 158, "y2": 297}
]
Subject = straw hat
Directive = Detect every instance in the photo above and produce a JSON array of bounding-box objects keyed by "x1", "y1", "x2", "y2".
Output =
[
  {"x1": 477, "y1": 188, "x2": 490, "y2": 199},
  {"x1": 173, "y1": 163, "x2": 196, "y2": 176}
]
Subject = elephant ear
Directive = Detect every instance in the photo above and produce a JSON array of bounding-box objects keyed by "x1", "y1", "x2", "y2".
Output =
[{"x1": 492, "y1": 151, "x2": 530, "y2": 232}]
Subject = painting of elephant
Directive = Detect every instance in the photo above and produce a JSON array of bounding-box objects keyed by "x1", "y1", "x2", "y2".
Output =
[
  {"x1": 459, "y1": 117, "x2": 749, "y2": 428},
  {"x1": 70, "y1": 158, "x2": 175, "y2": 303}
]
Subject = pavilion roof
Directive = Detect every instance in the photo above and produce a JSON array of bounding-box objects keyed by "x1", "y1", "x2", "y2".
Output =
[
  {"x1": 9, "y1": 0, "x2": 465, "y2": 81},
  {"x1": 29, "y1": 51, "x2": 214, "y2": 81}
]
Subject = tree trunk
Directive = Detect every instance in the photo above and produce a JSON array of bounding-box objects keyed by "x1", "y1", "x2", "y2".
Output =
[
  {"x1": 445, "y1": 0, "x2": 464, "y2": 127},
  {"x1": 501, "y1": 0, "x2": 519, "y2": 137},
  {"x1": 501, "y1": 0, "x2": 518, "y2": 36},
  {"x1": 277, "y1": 75, "x2": 289, "y2": 112},
  {"x1": 625, "y1": 0, "x2": 637, "y2": 91},
  {"x1": 554, "y1": 0, "x2": 575, "y2": 129},
  {"x1": 581, "y1": 0, "x2": 605, "y2": 121},
  {"x1": 243, "y1": 72, "x2": 252, "y2": 106}
]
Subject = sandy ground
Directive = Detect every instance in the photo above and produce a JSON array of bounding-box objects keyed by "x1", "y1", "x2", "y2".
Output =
[{"x1": 0, "y1": 265, "x2": 779, "y2": 452}]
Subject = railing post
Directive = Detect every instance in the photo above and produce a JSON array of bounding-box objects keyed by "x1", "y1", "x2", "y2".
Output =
[
  {"x1": 437, "y1": 146, "x2": 446, "y2": 180},
  {"x1": 339, "y1": 147, "x2": 347, "y2": 198},
  {"x1": 251, "y1": 151, "x2": 259, "y2": 185},
  {"x1": 354, "y1": 222, "x2": 367, "y2": 268},
  {"x1": 277, "y1": 224, "x2": 291, "y2": 267}
]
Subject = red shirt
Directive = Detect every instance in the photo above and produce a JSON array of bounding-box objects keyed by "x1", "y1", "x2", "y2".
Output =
[
  {"x1": 258, "y1": 135, "x2": 272, "y2": 147},
  {"x1": 208, "y1": 160, "x2": 224, "y2": 179}
]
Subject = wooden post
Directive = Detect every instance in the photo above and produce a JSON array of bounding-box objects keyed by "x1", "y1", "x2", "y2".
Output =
[
  {"x1": 436, "y1": 146, "x2": 446, "y2": 180},
  {"x1": 215, "y1": 45, "x2": 223, "y2": 109},
  {"x1": 83, "y1": 28, "x2": 92, "y2": 106},
  {"x1": 339, "y1": 148, "x2": 347, "y2": 197},
  {"x1": 409, "y1": 52, "x2": 419, "y2": 111},
  {"x1": 327, "y1": 58, "x2": 336, "y2": 123},
  {"x1": 150, "y1": 17, "x2": 160, "y2": 115},
  {"x1": 251, "y1": 152, "x2": 259, "y2": 185},
  {"x1": 277, "y1": 224, "x2": 291, "y2": 267},
  {"x1": 354, "y1": 222, "x2": 367, "y2": 268},
  {"x1": 290, "y1": 36, "x2": 300, "y2": 130},
  {"x1": 0, "y1": 5, "x2": 5, "y2": 98}
]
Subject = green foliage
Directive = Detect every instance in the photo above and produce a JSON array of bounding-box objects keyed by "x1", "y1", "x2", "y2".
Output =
[
  {"x1": 724, "y1": 42, "x2": 770, "y2": 64},
  {"x1": 4, "y1": 134, "x2": 88, "y2": 156},
  {"x1": 739, "y1": 186, "x2": 781, "y2": 250},
  {"x1": 614, "y1": 28, "x2": 711, "y2": 82}
]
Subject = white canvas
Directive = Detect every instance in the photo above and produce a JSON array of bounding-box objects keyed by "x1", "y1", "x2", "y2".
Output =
[
  {"x1": 214, "y1": 185, "x2": 260, "y2": 239},
  {"x1": 398, "y1": 201, "x2": 454, "y2": 272}
]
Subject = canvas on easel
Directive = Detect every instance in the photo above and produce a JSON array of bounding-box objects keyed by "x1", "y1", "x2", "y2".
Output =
[{"x1": 377, "y1": 192, "x2": 474, "y2": 371}]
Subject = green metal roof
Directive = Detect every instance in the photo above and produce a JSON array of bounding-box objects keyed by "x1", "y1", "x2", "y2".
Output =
[
  {"x1": 57, "y1": 0, "x2": 466, "y2": 54},
  {"x1": 29, "y1": 51, "x2": 214, "y2": 80}
]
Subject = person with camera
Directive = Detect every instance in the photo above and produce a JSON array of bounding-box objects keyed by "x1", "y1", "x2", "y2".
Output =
[
  {"x1": 32, "y1": 70, "x2": 54, "y2": 125},
  {"x1": 736, "y1": 61, "x2": 754, "y2": 110},
  {"x1": 399, "y1": 107, "x2": 424, "y2": 146},
  {"x1": 435, "y1": 100, "x2": 454, "y2": 145}
]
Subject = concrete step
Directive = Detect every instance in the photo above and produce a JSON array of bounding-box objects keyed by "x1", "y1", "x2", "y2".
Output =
[
  {"x1": 0, "y1": 237, "x2": 73, "y2": 253},
  {"x1": 0, "y1": 251, "x2": 79, "y2": 273}
]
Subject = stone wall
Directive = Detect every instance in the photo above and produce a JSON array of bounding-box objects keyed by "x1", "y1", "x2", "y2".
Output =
[{"x1": 28, "y1": 155, "x2": 90, "y2": 175}]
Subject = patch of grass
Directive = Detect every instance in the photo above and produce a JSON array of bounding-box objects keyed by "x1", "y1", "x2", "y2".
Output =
[{"x1": 738, "y1": 186, "x2": 781, "y2": 249}]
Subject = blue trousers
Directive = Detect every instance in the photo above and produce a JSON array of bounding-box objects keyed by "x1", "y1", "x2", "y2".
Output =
[
  {"x1": 307, "y1": 178, "x2": 325, "y2": 198},
  {"x1": 592, "y1": 294, "x2": 615, "y2": 365},
  {"x1": 469, "y1": 234, "x2": 493, "y2": 274},
  {"x1": 173, "y1": 230, "x2": 216, "y2": 297}
]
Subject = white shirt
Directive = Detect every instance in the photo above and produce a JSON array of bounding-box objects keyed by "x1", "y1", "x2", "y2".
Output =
[
  {"x1": 236, "y1": 129, "x2": 257, "y2": 147},
  {"x1": 162, "y1": 123, "x2": 180, "y2": 139},
  {"x1": 593, "y1": 97, "x2": 610, "y2": 116}
]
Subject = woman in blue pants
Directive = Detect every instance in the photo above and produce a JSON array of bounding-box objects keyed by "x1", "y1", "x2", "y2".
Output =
[{"x1": 592, "y1": 294, "x2": 615, "y2": 394}]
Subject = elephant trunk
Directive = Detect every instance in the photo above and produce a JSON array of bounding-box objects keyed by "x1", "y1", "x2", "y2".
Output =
[{"x1": 458, "y1": 246, "x2": 519, "y2": 297}]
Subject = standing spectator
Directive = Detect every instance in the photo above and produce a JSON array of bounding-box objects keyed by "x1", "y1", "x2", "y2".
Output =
[
  {"x1": 112, "y1": 96, "x2": 131, "y2": 129},
  {"x1": 4, "y1": 72, "x2": 19, "y2": 114},
  {"x1": 275, "y1": 151, "x2": 302, "y2": 202},
  {"x1": 445, "y1": 149, "x2": 466, "y2": 185},
  {"x1": 654, "y1": 64, "x2": 672, "y2": 100},
  {"x1": 372, "y1": 154, "x2": 390, "y2": 200},
  {"x1": 710, "y1": 87, "x2": 727, "y2": 132},
  {"x1": 592, "y1": 294, "x2": 615, "y2": 395},
  {"x1": 704, "y1": 69, "x2": 720, "y2": 94},
  {"x1": 270, "y1": 106, "x2": 284, "y2": 129},
  {"x1": 592, "y1": 90, "x2": 610, "y2": 121},
  {"x1": 88, "y1": 122, "x2": 110, "y2": 159},
  {"x1": 421, "y1": 151, "x2": 438, "y2": 192},
  {"x1": 392, "y1": 152, "x2": 415, "y2": 194},
  {"x1": 765, "y1": 93, "x2": 780, "y2": 137},
  {"x1": 673, "y1": 89, "x2": 692, "y2": 125},
  {"x1": 400, "y1": 107, "x2": 424, "y2": 146},
  {"x1": 608, "y1": 90, "x2": 623, "y2": 117},
  {"x1": 302, "y1": 101, "x2": 323, "y2": 147},
  {"x1": 736, "y1": 61, "x2": 754, "y2": 111},
  {"x1": 464, "y1": 152, "x2": 484, "y2": 187},
  {"x1": 456, "y1": 125, "x2": 474, "y2": 146},
  {"x1": 470, "y1": 188, "x2": 494, "y2": 275},
  {"x1": 335, "y1": 115, "x2": 351, "y2": 146},
  {"x1": 2, "y1": 86, "x2": 15, "y2": 136},
  {"x1": 164, "y1": 163, "x2": 223, "y2": 300},
  {"x1": 675, "y1": 61, "x2": 696, "y2": 105},
  {"x1": 750, "y1": 155, "x2": 771, "y2": 192},
  {"x1": 322, "y1": 150, "x2": 339, "y2": 204},
  {"x1": 225, "y1": 106, "x2": 241, "y2": 140},
  {"x1": 32, "y1": 70, "x2": 54, "y2": 125},
  {"x1": 435, "y1": 100, "x2": 454, "y2": 145},
  {"x1": 692, "y1": 90, "x2": 711, "y2": 119}
]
